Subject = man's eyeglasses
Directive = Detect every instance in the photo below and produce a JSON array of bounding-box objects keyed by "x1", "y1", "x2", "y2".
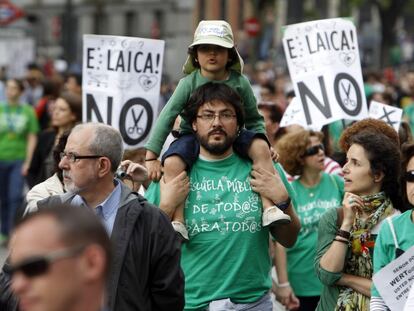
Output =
[
  {"x1": 405, "y1": 170, "x2": 414, "y2": 183},
  {"x1": 196, "y1": 112, "x2": 236, "y2": 123},
  {"x1": 7, "y1": 245, "x2": 85, "y2": 278},
  {"x1": 303, "y1": 144, "x2": 325, "y2": 157},
  {"x1": 60, "y1": 152, "x2": 103, "y2": 163}
]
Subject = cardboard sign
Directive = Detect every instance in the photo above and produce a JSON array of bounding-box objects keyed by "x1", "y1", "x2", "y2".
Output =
[
  {"x1": 280, "y1": 97, "x2": 322, "y2": 131},
  {"x1": 373, "y1": 245, "x2": 414, "y2": 310},
  {"x1": 369, "y1": 101, "x2": 403, "y2": 132},
  {"x1": 283, "y1": 18, "x2": 368, "y2": 129},
  {"x1": 82, "y1": 34, "x2": 164, "y2": 148}
]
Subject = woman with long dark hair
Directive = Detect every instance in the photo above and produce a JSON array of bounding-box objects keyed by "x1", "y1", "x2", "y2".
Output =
[
  {"x1": 27, "y1": 91, "x2": 81, "y2": 187},
  {"x1": 315, "y1": 119, "x2": 403, "y2": 311}
]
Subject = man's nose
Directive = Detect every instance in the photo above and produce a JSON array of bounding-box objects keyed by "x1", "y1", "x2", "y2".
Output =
[
  {"x1": 58, "y1": 156, "x2": 69, "y2": 170},
  {"x1": 211, "y1": 115, "x2": 223, "y2": 126}
]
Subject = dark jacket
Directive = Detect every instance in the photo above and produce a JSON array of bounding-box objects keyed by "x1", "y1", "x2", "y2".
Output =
[{"x1": 36, "y1": 183, "x2": 185, "y2": 311}]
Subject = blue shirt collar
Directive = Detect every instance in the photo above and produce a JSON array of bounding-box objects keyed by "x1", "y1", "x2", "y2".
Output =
[{"x1": 71, "y1": 180, "x2": 122, "y2": 220}]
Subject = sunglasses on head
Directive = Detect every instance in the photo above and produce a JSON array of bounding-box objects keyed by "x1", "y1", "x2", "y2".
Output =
[
  {"x1": 303, "y1": 144, "x2": 325, "y2": 157},
  {"x1": 406, "y1": 170, "x2": 414, "y2": 183},
  {"x1": 7, "y1": 245, "x2": 84, "y2": 278}
]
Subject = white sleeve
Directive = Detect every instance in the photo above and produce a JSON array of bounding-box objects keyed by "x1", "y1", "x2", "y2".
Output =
[{"x1": 370, "y1": 296, "x2": 389, "y2": 311}]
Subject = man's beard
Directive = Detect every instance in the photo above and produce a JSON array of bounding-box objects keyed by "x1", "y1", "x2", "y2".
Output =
[
  {"x1": 62, "y1": 171, "x2": 82, "y2": 194},
  {"x1": 197, "y1": 128, "x2": 237, "y2": 155}
]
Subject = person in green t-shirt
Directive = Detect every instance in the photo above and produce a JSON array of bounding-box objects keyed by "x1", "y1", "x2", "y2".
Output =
[
  {"x1": 315, "y1": 119, "x2": 403, "y2": 311},
  {"x1": 145, "y1": 82, "x2": 301, "y2": 310},
  {"x1": 370, "y1": 142, "x2": 414, "y2": 309},
  {"x1": 273, "y1": 129, "x2": 344, "y2": 311},
  {"x1": 0, "y1": 78, "x2": 39, "y2": 241},
  {"x1": 145, "y1": 20, "x2": 290, "y2": 240}
]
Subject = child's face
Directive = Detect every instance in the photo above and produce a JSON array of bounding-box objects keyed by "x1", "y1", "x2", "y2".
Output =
[{"x1": 196, "y1": 44, "x2": 229, "y2": 77}]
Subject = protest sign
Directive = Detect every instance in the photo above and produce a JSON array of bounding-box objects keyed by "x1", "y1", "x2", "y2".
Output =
[
  {"x1": 369, "y1": 101, "x2": 402, "y2": 131},
  {"x1": 373, "y1": 245, "x2": 414, "y2": 310},
  {"x1": 82, "y1": 34, "x2": 164, "y2": 148},
  {"x1": 283, "y1": 18, "x2": 368, "y2": 129},
  {"x1": 280, "y1": 97, "x2": 322, "y2": 130}
]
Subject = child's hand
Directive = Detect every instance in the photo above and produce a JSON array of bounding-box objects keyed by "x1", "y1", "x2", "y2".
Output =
[
  {"x1": 146, "y1": 159, "x2": 163, "y2": 181},
  {"x1": 270, "y1": 147, "x2": 279, "y2": 162}
]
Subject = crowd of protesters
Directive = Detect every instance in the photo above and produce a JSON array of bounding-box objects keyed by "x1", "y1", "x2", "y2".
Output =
[{"x1": 2, "y1": 18, "x2": 414, "y2": 311}]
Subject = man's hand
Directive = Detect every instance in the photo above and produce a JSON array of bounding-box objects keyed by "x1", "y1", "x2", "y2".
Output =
[
  {"x1": 120, "y1": 160, "x2": 148, "y2": 182},
  {"x1": 159, "y1": 172, "x2": 190, "y2": 219},
  {"x1": 270, "y1": 147, "x2": 279, "y2": 162},
  {"x1": 250, "y1": 166, "x2": 289, "y2": 204}
]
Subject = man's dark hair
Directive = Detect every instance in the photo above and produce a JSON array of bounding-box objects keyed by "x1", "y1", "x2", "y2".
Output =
[
  {"x1": 16, "y1": 205, "x2": 112, "y2": 278},
  {"x1": 183, "y1": 82, "x2": 245, "y2": 127}
]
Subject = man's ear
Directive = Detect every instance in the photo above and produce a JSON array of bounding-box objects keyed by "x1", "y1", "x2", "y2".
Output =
[
  {"x1": 192, "y1": 120, "x2": 197, "y2": 132},
  {"x1": 97, "y1": 157, "x2": 111, "y2": 177}
]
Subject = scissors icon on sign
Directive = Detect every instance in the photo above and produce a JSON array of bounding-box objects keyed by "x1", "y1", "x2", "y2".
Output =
[
  {"x1": 341, "y1": 82, "x2": 356, "y2": 107},
  {"x1": 128, "y1": 109, "x2": 144, "y2": 135}
]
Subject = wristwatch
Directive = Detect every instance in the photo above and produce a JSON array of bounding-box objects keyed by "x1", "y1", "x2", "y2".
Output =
[{"x1": 275, "y1": 197, "x2": 291, "y2": 211}]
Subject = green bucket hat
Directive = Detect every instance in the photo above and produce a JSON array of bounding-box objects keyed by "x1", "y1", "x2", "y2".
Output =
[{"x1": 182, "y1": 20, "x2": 244, "y2": 75}]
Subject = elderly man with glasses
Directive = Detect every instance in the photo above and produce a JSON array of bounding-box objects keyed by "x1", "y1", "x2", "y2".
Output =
[{"x1": 1, "y1": 122, "x2": 184, "y2": 311}]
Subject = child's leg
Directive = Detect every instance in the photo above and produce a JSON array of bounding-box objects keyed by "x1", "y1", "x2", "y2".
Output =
[
  {"x1": 161, "y1": 134, "x2": 199, "y2": 240},
  {"x1": 248, "y1": 138, "x2": 291, "y2": 226},
  {"x1": 248, "y1": 138, "x2": 277, "y2": 209}
]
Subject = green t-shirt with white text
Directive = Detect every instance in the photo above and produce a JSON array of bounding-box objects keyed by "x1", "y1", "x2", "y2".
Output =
[
  {"x1": 372, "y1": 210, "x2": 414, "y2": 298},
  {"x1": 0, "y1": 104, "x2": 39, "y2": 160},
  {"x1": 287, "y1": 173, "x2": 344, "y2": 296},
  {"x1": 145, "y1": 154, "x2": 296, "y2": 310}
]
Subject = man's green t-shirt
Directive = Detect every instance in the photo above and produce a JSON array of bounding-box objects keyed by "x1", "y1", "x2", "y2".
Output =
[
  {"x1": 146, "y1": 154, "x2": 295, "y2": 310},
  {"x1": 0, "y1": 104, "x2": 39, "y2": 160},
  {"x1": 287, "y1": 173, "x2": 344, "y2": 296}
]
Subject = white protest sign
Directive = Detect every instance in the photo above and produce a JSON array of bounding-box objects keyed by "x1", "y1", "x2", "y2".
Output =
[
  {"x1": 280, "y1": 97, "x2": 322, "y2": 131},
  {"x1": 369, "y1": 101, "x2": 403, "y2": 131},
  {"x1": 283, "y1": 18, "x2": 368, "y2": 129},
  {"x1": 82, "y1": 34, "x2": 164, "y2": 148},
  {"x1": 373, "y1": 245, "x2": 414, "y2": 310}
]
